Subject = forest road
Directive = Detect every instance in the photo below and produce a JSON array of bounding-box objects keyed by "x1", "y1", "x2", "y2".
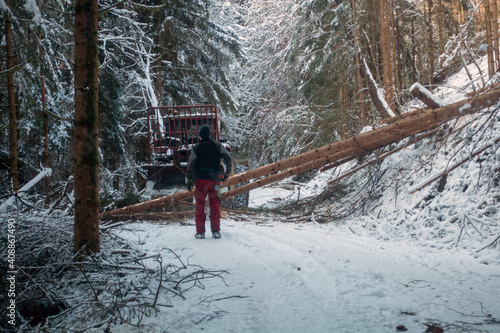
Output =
[{"x1": 115, "y1": 217, "x2": 500, "y2": 333}]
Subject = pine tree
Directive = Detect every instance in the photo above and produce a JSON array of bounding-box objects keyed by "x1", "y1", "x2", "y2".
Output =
[
  {"x1": 4, "y1": 0, "x2": 18, "y2": 193},
  {"x1": 73, "y1": 0, "x2": 100, "y2": 256}
]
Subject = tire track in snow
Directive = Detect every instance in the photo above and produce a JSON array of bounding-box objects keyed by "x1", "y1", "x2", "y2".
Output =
[
  {"x1": 223, "y1": 220, "x2": 500, "y2": 332},
  {"x1": 223, "y1": 221, "x2": 360, "y2": 332}
]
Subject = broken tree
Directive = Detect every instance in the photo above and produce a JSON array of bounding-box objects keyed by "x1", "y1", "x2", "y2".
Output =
[{"x1": 101, "y1": 85, "x2": 500, "y2": 217}]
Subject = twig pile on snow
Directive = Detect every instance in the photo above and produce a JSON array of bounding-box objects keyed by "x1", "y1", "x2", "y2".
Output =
[{"x1": 0, "y1": 213, "x2": 229, "y2": 331}]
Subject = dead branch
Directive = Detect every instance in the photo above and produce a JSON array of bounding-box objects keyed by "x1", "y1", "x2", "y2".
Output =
[
  {"x1": 46, "y1": 178, "x2": 73, "y2": 215},
  {"x1": 475, "y1": 233, "x2": 500, "y2": 253},
  {"x1": 410, "y1": 137, "x2": 500, "y2": 194},
  {"x1": 153, "y1": 255, "x2": 163, "y2": 308},
  {"x1": 198, "y1": 294, "x2": 249, "y2": 306},
  {"x1": 76, "y1": 265, "x2": 99, "y2": 302},
  {"x1": 410, "y1": 83, "x2": 445, "y2": 109}
]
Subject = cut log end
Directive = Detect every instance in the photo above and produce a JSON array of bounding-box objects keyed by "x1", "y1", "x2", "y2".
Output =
[{"x1": 410, "y1": 82, "x2": 444, "y2": 109}]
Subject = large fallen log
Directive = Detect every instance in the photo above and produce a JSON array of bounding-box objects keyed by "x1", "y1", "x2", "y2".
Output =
[
  {"x1": 101, "y1": 85, "x2": 500, "y2": 217},
  {"x1": 225, "y1": 85, "x2": 500, "y2": 188}
]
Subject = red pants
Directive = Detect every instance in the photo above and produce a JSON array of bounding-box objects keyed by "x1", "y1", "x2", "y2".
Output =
[{"x1": 195, "y1": 179, "x2": 220, "y2": 234}]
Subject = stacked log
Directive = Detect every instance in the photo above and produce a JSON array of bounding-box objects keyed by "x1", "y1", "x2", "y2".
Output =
[{"x1": 101, "y1": 85, "x2": 500, "y2": 217}]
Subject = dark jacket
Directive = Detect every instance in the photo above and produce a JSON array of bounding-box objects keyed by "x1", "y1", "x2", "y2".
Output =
[{"x1": 187, "y1": 138, "x2": 232, "y2": 181}]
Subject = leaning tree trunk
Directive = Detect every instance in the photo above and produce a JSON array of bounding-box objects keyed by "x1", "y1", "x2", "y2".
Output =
[
  {"x1": 74, "y1": 0, "x2": 100, "y2": 256},
  {"x1": 5, "y1": 0, "x2": 18, "y2": 193}
]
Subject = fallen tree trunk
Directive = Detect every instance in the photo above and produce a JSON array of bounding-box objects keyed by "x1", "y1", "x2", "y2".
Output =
[
  {"x1": 326, "y1": 128, "x2": 440, "y2": 186},
  {"x1": 221, "y1": 150, "x2": 356, "y2": 200},
  {"x1": 101, "y1": 85, "x2": 500, "y2": 217},
  {"x1": 222, "y1": 126, "x2": 440, "y2": 199},
  {"x1": 225, "y1": 85, "x2": 500, "y2": 189},
  {"x1": 101, "y1": 190, "x2": 195, "y2": 217}
]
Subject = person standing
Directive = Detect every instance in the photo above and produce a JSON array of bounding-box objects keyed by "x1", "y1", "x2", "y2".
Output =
[{"x1": 187, "y1": 125, "x2": 232, "y2": 239}]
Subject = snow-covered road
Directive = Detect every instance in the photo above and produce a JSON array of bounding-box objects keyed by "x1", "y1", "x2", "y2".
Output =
[{"x1": 112, "y1": 216, "x2": 500, "y2": 333}]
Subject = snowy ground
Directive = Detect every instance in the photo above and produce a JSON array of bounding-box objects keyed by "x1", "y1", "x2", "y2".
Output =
[{"x1": 107, "y1": 217, "x2": 500, "y2": 333}]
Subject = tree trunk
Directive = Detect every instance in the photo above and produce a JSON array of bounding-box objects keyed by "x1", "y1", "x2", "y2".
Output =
[
  {"x1": 410, "y1": 82, "x2": 444, "y2": 109},
  {"x1": 395, "y1": 0, "x2": 404, "y2": 100},
  {"x1": 386, "y1": 0, "x2": 395, "y2": 112},
  {"x1": 484, "y1": 0, "x2": 494, "y2": 77},
  {"x1": 5, "y1": 0, "x2": 18, "y2": 193},
  {"x1": 379, "y1": 0, "x2": 394, "y2": 112},
  {"x1": 380, "y1": 0, "x2": 389, "y2": 97},
  {"x1": 39, "y1": 35, "x2": 50, "y2": 192},
  {"x1": 491, "y1": 0, "x2": 499, "y2": 71},
  {"x1": 42, "y1": 76, "x2": 49, "y2": 169},
  {"x1": 351, "y1": 0, "x2": 366, "y2": 127},
  {"x1": 155, "y1": 13, "x2": 163, "y2": 103},
  {"x1": 437, "y1": 0, "x2": 444, "y2": 54},
  {"x1": 42, "y1": 74, "x2": 50, "y2": 192},
  {"x1": 74, "y1": 0, "x2": 100, "y2": 256},
  {"x1": 427, "y1": 0, "x2": 435, "y2": 86},
  {"x1": 436, "y1": 0, "x2": 445, "y2": 82},
  {"x1": 38, "y1": 4, "x2": 49, "y2": 174},
  {"x1": 411, "y1": 18, "x2": 417, "y2": 82}
]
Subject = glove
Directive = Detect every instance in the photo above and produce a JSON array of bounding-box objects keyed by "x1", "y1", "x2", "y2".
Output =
[
  {"x1": 219, "y1": 173, "x2": 229, "y2": 182},
  {"x1": 186, "y1": 179, "x2": 194, "y2": 192}
]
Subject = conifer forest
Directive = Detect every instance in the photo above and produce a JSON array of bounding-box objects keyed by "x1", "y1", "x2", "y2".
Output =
[{"x1": 1, "y1": 0, "x2": 500, "y2": 332}]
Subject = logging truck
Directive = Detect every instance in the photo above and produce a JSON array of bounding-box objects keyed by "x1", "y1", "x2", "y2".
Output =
[
  {"x1": 145, "y1": 105, "x2": 248, "y2": 206},
  {"x1": 146, "y1": 105, "x2": 222, "y2": 194}
]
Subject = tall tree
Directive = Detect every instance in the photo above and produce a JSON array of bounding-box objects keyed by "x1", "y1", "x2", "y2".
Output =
[
  {"x1": 37, "y1": 2, "x2": 50, "y2": 191},
  {"x1": 426, "y1": 0, "x2": 436, "y2": 86},
  {"x1": 4, "y1": 0, "x2": 18, "y2": 193},
  {"x1": 380, "y1": 0, "x2": 394, "y2": 110},
  {"x1": 483, "y1": 0, "x2": 494, "y2": 77},
  {"x1": 73, "y1": 0, "x2": 100, "y2": 256},
  {"x1": 492, "y1": 0, "x2": 499, "y2": 71},
  {"x1": 351, "y1": 0, "x2": 366, "y2": 127}
]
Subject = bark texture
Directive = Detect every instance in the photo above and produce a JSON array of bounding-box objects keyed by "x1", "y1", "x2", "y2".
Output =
[
  {"x1": 73, "y1": 0, "x2": 100, "y2": 255},
  {"x1": 6, "y1": 0, "x2": 18, "y2": 192}
]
